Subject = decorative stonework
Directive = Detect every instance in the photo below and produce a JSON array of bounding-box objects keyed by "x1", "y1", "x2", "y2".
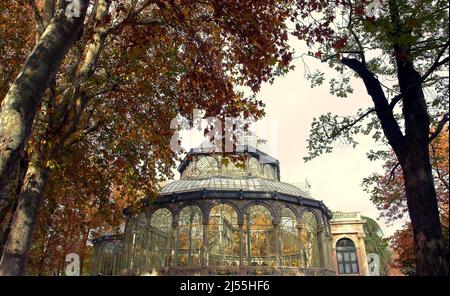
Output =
[{"x1": 330, "y1": 212, "x2": 369, "y2": 276}]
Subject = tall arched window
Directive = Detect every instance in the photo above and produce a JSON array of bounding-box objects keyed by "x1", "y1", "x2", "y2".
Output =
[
  {"x1": 125, "y1": 213, "x2": 150, "y2": 273},
  {"x1": 207, "y1": 204, "x2": 240, "y2": 266},
  {"x1": 301, "y1": 211, "x2": 320, "y2": 268},
  {"x1": 177, "y1": 206, "x2": 203, "y2": 266},
  {"x1": 279, "y1": 207, "x2": 301, "y2": 267},
  {"x1": 149, "y1": 208, "x2": 173, "y2": 268},
  {"x1": 336, "y1": 238, "x2": 359, "y2": 274},
  {"x1": 243, "y1": 205, "x2": 276, "y2": 266}
]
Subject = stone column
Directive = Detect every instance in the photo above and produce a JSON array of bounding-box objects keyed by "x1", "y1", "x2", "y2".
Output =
[
  {"x1": 357, "y1": 234, "x2": 369, "y2": 276},
  {"x1": 325, "y1": 233, "x2": 334, "y2": 271}
]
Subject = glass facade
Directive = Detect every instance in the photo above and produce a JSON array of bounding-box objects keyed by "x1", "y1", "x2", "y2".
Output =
[
  {"x1": 280, "y1": 207, "x2": 301, "y2": 267},
  {"x1": 302, "y1": 211, "x2": 321, "y2": 268},
  {"x1": 90, "y1": 148, "x2": 334, "y2": 275},
  {"x1": 243, "y1": 205, "x2": 276, "y2": 267},
  {"x1": 207, "y1": 204, "x2": 240, "y2": 267},
  {"x1": 176, "y1": 206, "x2": 203, "y2": 266}
]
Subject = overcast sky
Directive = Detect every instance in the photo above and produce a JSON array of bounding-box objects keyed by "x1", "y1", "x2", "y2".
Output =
[{"x1": 176, "y1": 39, "x2": 406, "y2": 237}]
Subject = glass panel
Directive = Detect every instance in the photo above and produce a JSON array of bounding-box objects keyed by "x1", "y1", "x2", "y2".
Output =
[
  {"x1": 301, "y1": 212, "x2": 320, "y2": 268},
  {"x1": 208, "y1": 204, "x2": 240, "y2": 266},
  {"x1": 279, "y1": 208, "x2": 301, "y2": 267},
  {"x1": 336, "y1": 239, "x2": 358, "y2": 274},
  {"x1": 243, "y1": 205, "x2": 276, "y2": 266},
  {"x1": 149, "y1": 208, "x2": 172, "y2": 269},
  {"x1": 248, "y1": 157, "x2": 263, "y2": 177},
  {"x1": 177, "y1": 206, "x2": 203, "y2": 266},
  {"x1": 126, "y1": 213, "x2": 151, "y2": 274},
  {"x1": 263, "y1": 164, "x2": 276, "y2": 180}
]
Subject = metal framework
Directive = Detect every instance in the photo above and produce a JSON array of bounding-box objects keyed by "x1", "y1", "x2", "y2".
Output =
[{"x1": 90, "y1": 147, "x2": 336, "y2": 276}]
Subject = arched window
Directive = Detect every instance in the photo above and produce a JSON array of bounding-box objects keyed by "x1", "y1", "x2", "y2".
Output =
[
  {"x1": 149, "y1": 208, "x2": 172, "y2": 268},
  {"x1": 263, "y1": 164, "x2": 276, "y2": 180},
  {"x1": 125, "y1": 213, "x2": 150, "y2": 273},
  {"x1": 248, "y1": 157, "x2": 262, "y2": 177},
  {"x1": 336, "y1": 238, "x2": 359, "y2": 274},
  {"x1": 195, "y1": 156, "x2": 219, "y2": 177},
  {"x1": 243, "y1": 205, "x2": 276, "y2": 266},
  {"x1": 176, "y1": 206, "x2": 203, "y2": 266},
  {"x1": 301, "y1": 211, "x2": 320, "y2": 268},
  {"x1": 279, "y1": 207, "x2": 301, "y2": 267},
  {"x1": 207, "y1": 204, "x2": 239, "y2": 266}
]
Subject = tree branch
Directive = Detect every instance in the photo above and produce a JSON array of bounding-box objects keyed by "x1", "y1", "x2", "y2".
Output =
[
  {"x1": 28, "y1": 0, "x2": 45, "y2": 36},
  {"x1": 389, "y1": 94, "x2": 402, "y2": 110},
  {"x1": 330, "y1": 108, "x2": 376, "y2": 138},
  {"x1": 421, "y1": 41, "x2": 449, "y2": 82},
  {"x1": 429, "y1": 113, "x2": 449, "y2": 142},
  {"x1": 387, "y1": 162, "x2": 401, "y2": 185},
  {"x1": 341, "y1": 57, "x2": 406, "y2": 157}
]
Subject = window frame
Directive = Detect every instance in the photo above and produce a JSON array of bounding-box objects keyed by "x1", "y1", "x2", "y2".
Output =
[{"x1": 336, "y1": 238, "x2": 359, "y2": 275}]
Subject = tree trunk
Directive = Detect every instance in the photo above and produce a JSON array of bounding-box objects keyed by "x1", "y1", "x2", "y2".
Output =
[
  {"x1": 397, "y1": 68, "x2": 449, "y2": 275},
  {"x1": 401, "y1": 143, "x2": 448, "y2": 276},
  {"x1": 386, "y1": 0, "x2": 448, "y2": 275},
  {"x1": 0, "y1": 1, "x2": 87, "y2": 199},
  {"x1": 0, "y1": 151, "x2": 29, "y2": 258},
  {"x1": 0, "y1": 160, "x2": 50, "y2": 275}
]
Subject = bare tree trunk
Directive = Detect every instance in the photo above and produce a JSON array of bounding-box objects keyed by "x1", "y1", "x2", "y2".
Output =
[
  {"x1": 0, "y1": 153, "x2": 50, "y2": 275},
  {"x1": 0, "y1": 1, "x2": 87, "y2": 199}
]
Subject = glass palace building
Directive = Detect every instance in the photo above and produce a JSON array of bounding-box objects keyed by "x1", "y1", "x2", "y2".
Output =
[{"x1": 90, "y1": 146, "x2": 336, "y2": 275}]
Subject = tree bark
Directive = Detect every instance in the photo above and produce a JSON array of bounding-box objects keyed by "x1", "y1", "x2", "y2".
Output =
[
  {"x1": 387, "y1": 0, "x2": 448, "y2": 275},
  {"x1": 0, "y1": 151, "x2": 28, "y2": 259},
  {"x1": 0, "y1": 156, "x2": 50, "y2": 275},
  {"x1": 396, "y1": 56, "x2": 448, "y2": 276},
  {"x1": 402, "y1": 145, "x2": 448, "y2": 275},
  {"x1": 0, "y1": 1, "x2": 87, "y2": 199}
]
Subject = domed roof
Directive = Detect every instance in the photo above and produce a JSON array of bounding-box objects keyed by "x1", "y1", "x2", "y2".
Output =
[{"x1": 160, "y1": 176, "x2": 311, "y2": 198}]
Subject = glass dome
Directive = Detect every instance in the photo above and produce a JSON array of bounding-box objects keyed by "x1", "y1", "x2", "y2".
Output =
[{"x1": 90, "y1": 146, "x2": 335, "y2": 276}]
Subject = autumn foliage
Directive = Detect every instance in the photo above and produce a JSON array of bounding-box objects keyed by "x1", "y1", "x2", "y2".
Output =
[{"x1": 0, "y1": 0, "x2": 297, "y2": 275}]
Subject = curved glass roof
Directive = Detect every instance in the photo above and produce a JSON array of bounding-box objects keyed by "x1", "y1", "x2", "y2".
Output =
[
  {"x1": 160, "y1": 176, "x2": 311, "y2": 198},
  {"x1": 180, "y1": 154, "x2": 279, "y2": 181}
]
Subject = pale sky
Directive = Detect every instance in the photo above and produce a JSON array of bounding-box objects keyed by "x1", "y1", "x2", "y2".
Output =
[{"x1": 176, "y1": 40, "x2": 406, "y2": 237}]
